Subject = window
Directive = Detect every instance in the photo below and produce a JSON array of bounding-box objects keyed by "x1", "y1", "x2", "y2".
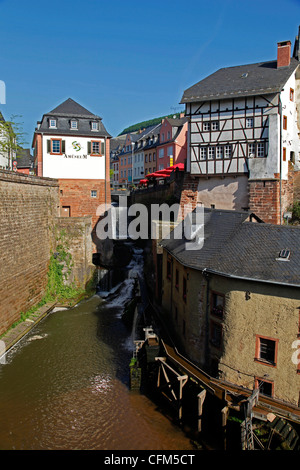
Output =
[
  {"x1": 246, "y1": 117, "x2": 253, "y2": 128},
  {"x1": 257, "y1": 142, "x2": 265, "y2": 158},
  {"x1": 248, "y1": 143, "x2": 256, "y2": 157},
  {"x1": 203, "y1": 122, "x2": 210, "y2": 131},
  {"x1": 91, "y1": 190, "x2": 97, "y2": 198},
  {"x1": 49, "y1": 119, "x2": 56, "y2": 128},
  {"x1": 167, "y1": 131, "x2": 171, "y2": 140},
  {"x1": 183, "y1": 277, "x2": 187, "y2": 302},
  {"x1": 52, "y1": 140, "x2": 61, "y2": 153},
  {"x1": 208, "y1": 147, "x2": 215, "y2": 160},
  {"x1": 71, "y1": 120, "x2": 78, "y2": 129},
  {"x1": 88, "y1": 140, "x2": 104, "y2": 155},
  {"x1": 167, "y1": 259, "x2": 171, "y2": 280},
  {"x1": 216, "y1": 146, "x2": 223, "y2": 159},
  {"x1": 159, "y1": 148, "x2": 164, "y2": 158},
  {"x1": 167, "y1": 146, "x2": 173, "y2": 157},
  {"x1": 161, "y1": 133, "x2": 165, "y2": 142},
  {"x1": 211, "y1": 292, "x2": 224, "y2": 318},
  {"x1": 255, "y1": 378, "x2": 274, "y2": 397},
  {"x1": 175, "y1": 269, "x2": 179, "y2": 290},
  {"x1": 283, "y1": 147, "x2": 286, "y2": 162},
  {"x1": 224, "y1": 145, "x2": 232, "y2": 158},
  {"x1": 283, "y1": 115, "x2": 287, "y2": 130},
  {"x1": 48, "y1": 138, "x2": 64, "y2": 154},
  {"x1": 211, "y1": 121, "x2": 219, "y2": 131},
  {"x1": 200, "y1": 147, "x2": 207, "y2": 160},
  {"x1": 91, "y1": 121, "x2": 99, "y2": 131},
  {"x1": 290, "y1": 88, "x2": 294, "y2": 101},
  {"x1": 210, "y1": 321, "x2": 222, "y2": 349},
  {"x1": 255, "y1": 335, "x2": 278, "y2": 366},
  {"x1": 92, "y1": 141, "x2": 100, "y2": 155}
]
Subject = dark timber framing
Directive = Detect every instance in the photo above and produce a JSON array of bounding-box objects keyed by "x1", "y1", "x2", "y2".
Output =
[{"x1": 187, "y1": 95, "x2": 278, "y2": 177}]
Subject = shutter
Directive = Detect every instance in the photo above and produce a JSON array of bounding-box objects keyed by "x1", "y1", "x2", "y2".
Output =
[
  {"x1": 101, "y1": 141, "x2": 105, "y2": 155},
  {"x1": 47, "y1": 140, "x2": 51, "y2": 153},
  {"x1": 88, "y1": 141, "x2": 91, "y2": 154},
  {"x1": 61, "y1": 140, "x2": 65, "y2": 153}
]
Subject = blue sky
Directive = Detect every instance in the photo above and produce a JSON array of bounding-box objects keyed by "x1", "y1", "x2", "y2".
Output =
[{"x1": 0, "y1": 0, "x2": 300, "y2": 146}]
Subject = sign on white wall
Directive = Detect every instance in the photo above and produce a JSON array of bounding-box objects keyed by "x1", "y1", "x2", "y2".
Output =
[{"x1": 42, "y1": 135, "x2": 106, "y2": 179}]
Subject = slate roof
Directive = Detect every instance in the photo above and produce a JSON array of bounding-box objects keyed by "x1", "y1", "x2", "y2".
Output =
[
  {"x1": 16, "y1": 148, "x2": 33, "y2": 168},
  {"x1": 161, "y1": 208, "x2": 300, "y2": 287},
  {"x1": 181, "y1": 58, "x2": 300, "y2": 103},
  {"x1": 34, "y1": 98, "x2": 111, "y2": 138},
  {"x1": 211, "y1": 222, "x2": 300, "y2": 286}
]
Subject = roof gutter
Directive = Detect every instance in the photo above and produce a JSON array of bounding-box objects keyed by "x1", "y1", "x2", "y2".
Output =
[{"x1": 202, "y1": 267, "x2": 300, "y2": 288}]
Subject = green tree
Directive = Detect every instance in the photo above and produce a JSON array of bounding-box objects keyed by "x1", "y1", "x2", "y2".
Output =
[{"x1": 0, "y1": 113, "x2": 28, "y2": 169}]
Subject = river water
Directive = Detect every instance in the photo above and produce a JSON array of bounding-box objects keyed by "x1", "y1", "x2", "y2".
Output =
[{"x1": 0, "y1": 246, "x2": 195, "y2": 451}]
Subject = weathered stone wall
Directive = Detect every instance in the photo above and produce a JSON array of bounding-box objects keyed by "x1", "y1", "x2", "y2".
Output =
[
  {"x1": 248, "y1": 162, "x2": 295, "y2": 224},
  {"x1": 0, "y1": 170, "x2": 59, "y2": 335},
  {"x1": 55, "y1": 216, "x2": 95, "y2": 289},
  {"x1": 161, "y1": 248, "x2": 300, "y2": 406}
]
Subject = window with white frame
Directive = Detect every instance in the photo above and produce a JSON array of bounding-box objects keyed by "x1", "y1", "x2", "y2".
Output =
[
  {"x1": 200, "y1": 147, "x2": 207, "y2": 160},
  {"x1": 71, "y1": 120, "x2": 78, "y2": 129},
  {"x1": 211, "y1": 121, "x2": 219, "y2": 131},
  {"x1": 49, "y1": 119, "x2": 56, "y2": 128},
  {"x1": 203, "y1": 122, "x2": 210, "y2": 131},
  {"x1": 208, "y1": 147, "x2": 215, "y2": 159},
  {"x1": 216, "y1": 146, "x2": 223, "y2": 159},
  {"x1": 91, "y1": 121, "x2": 99, "y2": 131},
  {"x1": 246, "y1": 117, "x2": 253, "y2": 128},
  {"x1": 257, "y1": 142, "x2": 265, "y2": 158},
  {"x1": 248, "y1": 143, "x2": 256, "y2": 157},
  {"x1": 91, "y1": 190, "x2": 97, "y2": 198},
  {"x1": 224, "y1": 145, "x2": 232, "y2": 158}
]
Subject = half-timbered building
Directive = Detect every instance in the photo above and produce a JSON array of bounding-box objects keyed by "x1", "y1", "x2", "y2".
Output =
[{"x1": 181, "y1": 35, "x2": 300, "y2": 224}]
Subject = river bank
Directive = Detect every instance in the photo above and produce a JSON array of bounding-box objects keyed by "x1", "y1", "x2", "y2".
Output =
[{"x1": 0, "y1": 289, "x2": 95, "y2": 360}]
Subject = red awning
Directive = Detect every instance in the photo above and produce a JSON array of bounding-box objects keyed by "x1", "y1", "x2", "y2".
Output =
[
  {"x1": 139, "y1": 179, "x2": 148, "y2": 184},
  {"x1": 166, "y1": 163, "x2": 184, "y2": 171},
  {"x1": 146, "y1": 172, "x2": 170, "y2": 178}
]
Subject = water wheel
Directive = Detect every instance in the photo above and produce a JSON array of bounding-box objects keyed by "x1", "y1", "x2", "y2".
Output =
[{"x1": 253, "y1": 416, "x2": 300, "y2": 450}]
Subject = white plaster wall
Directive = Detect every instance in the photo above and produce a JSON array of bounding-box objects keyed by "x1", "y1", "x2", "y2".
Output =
[
  {"x1": 42, "y1": 135, "x2": 106, "y2": 179},
  {"x1": 196, "y1": 175, "x2": 249, "y2": 210}
]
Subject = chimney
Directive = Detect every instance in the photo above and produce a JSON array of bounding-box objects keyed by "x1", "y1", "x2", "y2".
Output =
[{"x1": 277, "y1": 40, "x2": 291, "y2": 68}]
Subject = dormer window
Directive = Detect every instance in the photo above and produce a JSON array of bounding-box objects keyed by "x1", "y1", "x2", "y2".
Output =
[
  {"x1": 91, "y1": 121, "x2": 99, "y2": 131},
  {"x1": 49, "y1": 119, "x2": 56, "y2": 128},
  {"x1": 70, "y1": 120, "x2": 78, "y2": 130}
]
